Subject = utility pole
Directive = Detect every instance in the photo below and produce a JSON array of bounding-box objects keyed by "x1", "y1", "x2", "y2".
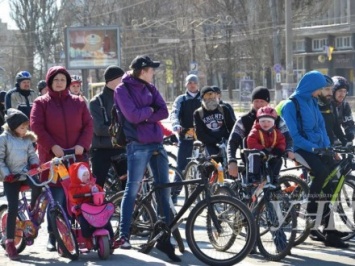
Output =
[
  {"x1": 285, "y1": 0, "x2": 293, "y2": 85},
  {"x1": 81, "y1": 0, "x2": 89, "y2": 99},
  {"x1": 269, "y1": 0, "x2": 282, "y2": 103}
]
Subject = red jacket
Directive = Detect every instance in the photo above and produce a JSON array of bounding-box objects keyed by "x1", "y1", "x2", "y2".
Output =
[
  {"x1": 247, "y1": 123, "x2": 286, "y2": 151},
  {"x1": 30, "y1": 66, "x2": 93, "y2": 185},
  {"x1": 68, "y1": 162, "x2": 103, "y2": 215}
]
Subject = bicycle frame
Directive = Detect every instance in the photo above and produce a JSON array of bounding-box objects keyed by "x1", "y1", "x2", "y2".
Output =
[{"x1": 135, "y1": 164, "x2": 223, "y2": 243}]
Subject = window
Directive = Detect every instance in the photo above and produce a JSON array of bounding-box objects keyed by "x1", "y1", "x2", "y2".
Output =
[
  {"x1": 312, "y1": 38, "x2": 327, "y2": 51},
  {"x1": 293, "y1": 40, "x2": 305, "y2": 52},
  {"x1": 335, "y1": 36, "x2": 352, "y2": 49}
]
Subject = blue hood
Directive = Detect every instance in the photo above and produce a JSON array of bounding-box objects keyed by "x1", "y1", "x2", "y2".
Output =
[{"x1": 291, "y1": 70, "x2": 327, "y2": 99}]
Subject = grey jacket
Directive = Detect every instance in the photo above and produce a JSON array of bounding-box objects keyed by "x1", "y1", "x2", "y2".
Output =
[
  {"x1": 0, "y1": 129, "x2": 39, "y2": 181},
  {"x1": 89, "y1": 86, "x2": 117, "y2": 149}
]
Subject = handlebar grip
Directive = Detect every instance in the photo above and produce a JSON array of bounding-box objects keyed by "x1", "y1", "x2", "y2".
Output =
[
  {"x1": 73, "y1": 193, "x2": 91, "y2": 198},
  {"x1": 63, "y1": 149, "x2": 76, "y2": 155}
]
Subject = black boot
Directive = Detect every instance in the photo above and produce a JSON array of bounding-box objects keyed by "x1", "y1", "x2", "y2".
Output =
[
  {"x1": 156, "y1": 239, "x2": 181, "y2": 262},
  {"x1": 324, "y1": 232, "x2": 349, "y2": 248},
  {"x1": 47, "y1": 233, "x2": 56, "y2": 252}
]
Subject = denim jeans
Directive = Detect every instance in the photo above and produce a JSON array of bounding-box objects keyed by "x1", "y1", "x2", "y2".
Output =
[
  {"x1": 119, "y1": 142, "x2": 171, "y2": 238},
  {"x1": 47, "y1": 186, "x2": 66, "y2": 233},
  {"x1": 172, "y1": 139, "x2": 194, "y2": 197}
]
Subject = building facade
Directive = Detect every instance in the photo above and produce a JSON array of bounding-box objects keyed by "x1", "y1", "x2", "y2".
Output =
[{"x1": 293, "y1": 0, "x2": 355, "y2": 95}]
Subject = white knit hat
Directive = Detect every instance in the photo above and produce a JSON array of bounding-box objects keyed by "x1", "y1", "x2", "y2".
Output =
[{"x1": 78, "y1": 165, "x2": 89, "y2": 182}]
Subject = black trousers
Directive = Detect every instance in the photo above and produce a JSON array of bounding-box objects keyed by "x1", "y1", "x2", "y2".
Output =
[
  {"x1": 296, "y1": 149, "x2": 335, "y2": 228},
  {"x1": 90, "y1": 148, "x2": 125, "y2": 188},
  {"x1": 4, "y1": 178, "x2": 41, "y2": 239}
]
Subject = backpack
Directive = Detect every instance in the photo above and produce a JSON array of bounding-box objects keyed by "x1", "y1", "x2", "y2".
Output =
[
  {"x1": 289, "y1": 96, "x2": 307, "y2": 139},
  {"x1": 197, "y1": 105, "x2": 224, "y2": 120},
  {"x1": 108, "y1": 104, "x2": 127, "y2": 148},
  {"x1": 97, "y1": 95, "x2": 126, "y2": 148}
]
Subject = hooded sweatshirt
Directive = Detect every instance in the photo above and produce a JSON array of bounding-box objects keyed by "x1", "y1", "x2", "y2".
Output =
[{"x1": 281, "y1": 71, "x2": 330, "y2": 152}]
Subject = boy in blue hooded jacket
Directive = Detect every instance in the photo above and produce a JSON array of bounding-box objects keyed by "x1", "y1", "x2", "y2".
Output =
[{"x1": 281, "y1": 70, "x2": 348, "y2": 248}]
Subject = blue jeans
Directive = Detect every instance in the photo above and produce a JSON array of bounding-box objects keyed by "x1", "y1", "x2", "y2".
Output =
[
  {"x1": 119, "y1": 142, "x2": 171, "y2": 238},
  {"x1": 172, "y1": 139, "x2": 194, "y2": 197},
  {"x1": 47, "y1": 186, "x2": 66, "y2": 233}
]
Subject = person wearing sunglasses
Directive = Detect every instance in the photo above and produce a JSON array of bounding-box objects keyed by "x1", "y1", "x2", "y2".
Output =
[{"x1": 5, "y1": 71, "x2": 37, "y2": 119}]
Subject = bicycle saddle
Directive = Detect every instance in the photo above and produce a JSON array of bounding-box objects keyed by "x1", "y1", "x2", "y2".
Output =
[{"x1": 294, "y1": 153, "x2": 311, "y2": 169}]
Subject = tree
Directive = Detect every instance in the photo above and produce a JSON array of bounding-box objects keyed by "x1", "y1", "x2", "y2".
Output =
[{"x1": 9, "y1": 0, "x2": 69, "y2": 81}]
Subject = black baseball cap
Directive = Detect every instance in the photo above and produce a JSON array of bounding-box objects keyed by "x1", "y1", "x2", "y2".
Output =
[{"x1": 129, "y1": 55, "x2": 160, "y2": 70}]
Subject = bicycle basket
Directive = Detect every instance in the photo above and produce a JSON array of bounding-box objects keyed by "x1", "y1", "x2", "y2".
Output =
[{"x1": 81, "y1": 202, "x2": 114, "y2": 228}]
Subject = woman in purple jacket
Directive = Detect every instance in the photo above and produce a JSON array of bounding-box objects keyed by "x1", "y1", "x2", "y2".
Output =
[
  {"x1": 30, "y1": 66, "x2": 93, "y2": 251},
  {"x1": 114, "y1": 55, "x2": 180, "y2": 262}
]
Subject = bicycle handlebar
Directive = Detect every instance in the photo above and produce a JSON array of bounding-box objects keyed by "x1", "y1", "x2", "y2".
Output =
[
  {"x1": 73, "y1": 193, "x2": 92, "y2": 198},
  {"x1": 20, "y1": 154, "x2": 77, "y2": 187},
  {"x1": 313, "y1": 145, "x2": 355, "y2": 155}
]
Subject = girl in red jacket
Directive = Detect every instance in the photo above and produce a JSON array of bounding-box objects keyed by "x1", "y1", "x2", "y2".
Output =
[{"x1": 246, "y1": 106, "x2": 286, "y2": 183}]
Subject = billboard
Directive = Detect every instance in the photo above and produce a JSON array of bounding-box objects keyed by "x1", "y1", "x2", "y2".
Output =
[
  {"x1": 64, "y1": 26, "x2": 120, "y2": 69},
  {"x1": 239, "y1": 79, "x2": 254, "y2": 102}
]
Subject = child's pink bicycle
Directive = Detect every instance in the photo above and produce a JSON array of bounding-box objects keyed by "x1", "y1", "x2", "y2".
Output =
[
  {"x1": 0, "y1": 156, "x2": 80, "y2": 260},
  {"x1": 61, "y1": 178, "x2": 115, "y2": 260}
]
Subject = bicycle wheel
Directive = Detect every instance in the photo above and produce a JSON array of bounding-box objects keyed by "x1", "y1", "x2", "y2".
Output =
[
  {"x1": 312, "y1": 175, "x2": 355, "y2": 241},
  {"x1": 168, "y1": 165, "x2": 186, "y2": 206},
  {"x1": 167, "y1": 151, "x2": 177, "y2": 167},
  {"x1": 97, "y1": 235, "x2": 110, "y2": 260},
  {"x1": 207, "y1": 186, "x2": 237, "y2": 251},
  {"x1": 0, "y1": 182, "x2": 4, "y2": 197},
  {"x1": 0, "y1": 204, "x2": 27, "y2": 254},
  {"x1": 109, "y1": 191, "x2": 157, "y2": 253},
  {"x1": 49, "y1": 206, "x2": 79, "y2": 260},
  {"x1": 278, "y1": 174, "x2": 310, "y2": 246},
  {"x1": 186, "y1": 195, "x2": 256, "y2": 266},
  {"x1": 184, "y1": 161, "x2": 204, "y2": 208},
  {"x1": 104, "y1": 166, "x2": 124, "y2": 197},
  {"x1": 255, "y1": 193, "x2": 297, "y2": 261}
]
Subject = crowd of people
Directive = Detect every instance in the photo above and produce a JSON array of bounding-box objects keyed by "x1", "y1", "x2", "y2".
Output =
[{"x1": 0, "y1": 58, "x2": 354, "y2": 262}]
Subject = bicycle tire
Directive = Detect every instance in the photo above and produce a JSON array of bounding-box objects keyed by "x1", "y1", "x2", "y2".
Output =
[
  {"x1": 167, "y1": 151, "x2": 177, "y2": 167},
  {"x1": 0, "y1": 204, "x2": 27, "y2": 254},
  {"x1": 255, "y1": 193, "x2": 297, "y2": 261},
  {"x1": 0, "y1": 183, "x2": 4, "y2": 197},
  {"x1": 172, "y1": 226, "x2": 185, "y2": 254},
  {"x1": 337, "y1": 175, "x2": 355, "y2": 240},
  {"x1": 184, "y1": 161, "x2": 204, "y2": 208},
  {"x1": 49, "y1": 206, "x2": 79, "y2": 260},
  {"x1": 185, "y1": 195, "x2": 256, "y2": 266},
  {"x1": 168, "y1": 165, "x2": 187, "y2": 206},
  {"x1": 109, "y1": 191, "x2": 157, "y2": 253},
  {"x1": 312, "y1": 175, "x2": 355, "y2": 241},
  {"x1": 278, "y1": 174, "x2": 310, "y2": 246},
  {"x1": 97, "y1": 235, "x2": 110, "y2": 260},
  {"x1": 207, "y1": 185, "x2": 237, "y2": 251}
]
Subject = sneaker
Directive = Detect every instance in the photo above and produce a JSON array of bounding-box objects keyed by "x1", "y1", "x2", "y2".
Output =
[
  {"x1": 156, "y1": 239, "x2": 181, "y2": 262},
  {"x1": 5, "y1": 239, "x2": 19, "y2": 260},
  {"x1": 117, "y1": 236, "x2": 131, "y2": 249},
  {"x1": 47, "y1": 233, "x2": 56, "y2": 252},
  {"x1": 324, "y1": 232, "x2": 349, "y2": 248}
]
